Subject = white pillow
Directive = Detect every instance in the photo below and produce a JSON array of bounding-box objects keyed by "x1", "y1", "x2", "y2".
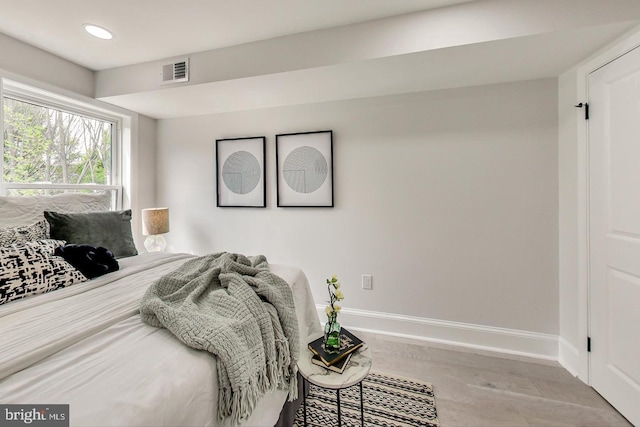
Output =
[
  {"x1": 0, "y1": 239, "x2": 87, "y2": 305},
  {"x1": 0, "y1": 192, "x2": 111, "y2": 228}
]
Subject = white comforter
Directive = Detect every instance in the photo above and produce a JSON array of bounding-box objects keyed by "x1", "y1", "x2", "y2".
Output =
[{"x1": 0, "y1": 252, "x2": 321, "y2": 427}]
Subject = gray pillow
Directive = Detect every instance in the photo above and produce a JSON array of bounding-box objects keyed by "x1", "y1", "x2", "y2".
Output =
[{"x1": 44, "y1": 210, "x2": 138, "y2": 259}]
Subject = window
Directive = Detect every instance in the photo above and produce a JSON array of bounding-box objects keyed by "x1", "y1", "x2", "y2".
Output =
[{"x1": 1, "y1": 80, "x2": 121, "y2": 205}]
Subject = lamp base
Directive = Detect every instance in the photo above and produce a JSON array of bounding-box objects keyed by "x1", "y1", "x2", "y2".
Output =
[{"x1": 144, "y1": 234, "x2": 167, "y2": 252}]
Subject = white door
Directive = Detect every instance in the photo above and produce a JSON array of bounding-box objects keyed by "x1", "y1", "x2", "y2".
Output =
[{"x1": 589, "y1": 45, "x2": 640, "y2": 427}]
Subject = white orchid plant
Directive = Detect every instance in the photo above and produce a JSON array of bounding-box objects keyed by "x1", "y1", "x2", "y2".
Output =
[{"x1": 325, "y1": 274, "x2": 344, "y2": 319}]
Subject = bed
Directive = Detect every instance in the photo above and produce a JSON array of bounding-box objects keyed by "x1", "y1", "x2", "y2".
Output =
[{"x1": 0, "y1": 194, "x2": 322, "y2": 426}]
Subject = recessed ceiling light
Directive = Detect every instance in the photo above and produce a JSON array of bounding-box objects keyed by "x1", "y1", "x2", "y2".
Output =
[{"x1": 84, "y1": 24, "x2": 113, "y2": 40}]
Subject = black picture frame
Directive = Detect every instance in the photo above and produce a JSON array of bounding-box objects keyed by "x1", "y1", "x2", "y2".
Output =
[
  {"x1": 276, "y1": 130, "x2": 333, "y2": 207},
  {"x1": 215, "y1": 136, "x2": 266, "y2": 207}
]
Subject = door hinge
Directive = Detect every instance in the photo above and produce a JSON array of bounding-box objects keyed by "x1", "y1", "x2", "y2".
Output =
[
  {"x1": 587, "y1": 336, "x2": 592, "y2": 352},
  {"x1": 575, "y1": 102, "x2": 589, "y2": 120}
]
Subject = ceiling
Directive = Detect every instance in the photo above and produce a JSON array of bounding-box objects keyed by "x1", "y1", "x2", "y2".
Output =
[
  {"x1": 0, "y1": 0, "x2": 639, "y2": 119},
  {"x1": 0, "y1": 0, "x2": 473, "y2": 70}
]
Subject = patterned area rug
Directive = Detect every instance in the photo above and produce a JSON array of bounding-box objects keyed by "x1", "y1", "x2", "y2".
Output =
[{"x1": 293, "y1": 371, "x2": 439, "y2": 427}]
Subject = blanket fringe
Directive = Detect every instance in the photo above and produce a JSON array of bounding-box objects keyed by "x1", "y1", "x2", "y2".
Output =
[
  {"x1": 218, "y1": 376, "x2": 261, "y2": 425},
  {"x1": 274, "y1": 339, "x2": 290, "y2": 388},
  {"x1": 288, "y1": 364, "x2": 298, "y2": 401},
  {"x1": 266, "y1": 360, "x2": 278, "y2": 390},
  {"x1": 275, "y1": 338, "x2": 298, "y2": 400},
  {"x1": 257, "y1": 367, "x2": 270, "y2": 393},
  {"x1": 217, "y1": 356, "x2": 299, "y2": 425},
  {"x1": 217, "y1": 363, "x2": 298, "y2": 425}
]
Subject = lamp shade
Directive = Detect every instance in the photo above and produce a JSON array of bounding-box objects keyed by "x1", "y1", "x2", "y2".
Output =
[{"x1": 142, "y1": 208, "x2": 169, "y2": 235}]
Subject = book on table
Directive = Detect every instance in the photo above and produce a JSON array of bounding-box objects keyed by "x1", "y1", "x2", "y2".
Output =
[
  {"x1": 311, "y1": 352, "x2": 352, "y2": 374},
  {"x1": 308, "y1": 327, "x2": 364, "y2": 366}
]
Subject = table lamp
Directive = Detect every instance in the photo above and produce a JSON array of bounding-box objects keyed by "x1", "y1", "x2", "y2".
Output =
[{"x1": 142, "y1": 208, "x2": 169, "y2": 252}]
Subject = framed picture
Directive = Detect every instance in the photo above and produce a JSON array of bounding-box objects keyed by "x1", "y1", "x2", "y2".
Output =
[
  {"x1": 276, "y1": 130, "x2": 333, "y2": 207},
  {"x1": 216, "y1": 136, "x2": 266, "y2": 207}
]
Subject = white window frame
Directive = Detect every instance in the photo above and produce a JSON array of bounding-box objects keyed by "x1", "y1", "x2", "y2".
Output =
[{"x1": 0, "y1": 79, "x2": 122, "y2": 207}]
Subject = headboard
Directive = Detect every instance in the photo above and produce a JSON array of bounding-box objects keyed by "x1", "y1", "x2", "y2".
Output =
[{"x1": 0, "y1": 192, "x2": 112, "y2": 228}]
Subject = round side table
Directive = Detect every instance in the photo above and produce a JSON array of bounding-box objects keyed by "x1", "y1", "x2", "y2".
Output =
[{"x1": 297, "y1": 337, "x2": 372, "y2": 427}]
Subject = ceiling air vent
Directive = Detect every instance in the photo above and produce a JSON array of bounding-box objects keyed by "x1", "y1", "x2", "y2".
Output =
[{"x1": 161, "y1": 58, "x2": 189, "y2": 85}]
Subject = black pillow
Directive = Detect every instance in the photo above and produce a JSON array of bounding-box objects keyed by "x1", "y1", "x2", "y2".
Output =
[
  {"x1": 54, "y1": 244, "x2": 119, "y2": 279},
  {"x1": 44, "y1": 210, "x2": 138, "y2": 259}
]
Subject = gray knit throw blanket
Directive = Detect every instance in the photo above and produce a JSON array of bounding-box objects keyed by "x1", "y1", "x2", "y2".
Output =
[{"x1": 139, "y1": 252, "x2": 300, "y2": 425}]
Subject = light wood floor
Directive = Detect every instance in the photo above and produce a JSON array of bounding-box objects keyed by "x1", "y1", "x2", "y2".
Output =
[{"x1": 355, "y1": 331, "x2": 631, "y2": 427}]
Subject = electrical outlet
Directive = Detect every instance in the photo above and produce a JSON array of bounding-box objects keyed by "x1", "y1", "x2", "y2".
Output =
[{"x1": 362, "y1": 274, "x2": 373, "y2": 290}]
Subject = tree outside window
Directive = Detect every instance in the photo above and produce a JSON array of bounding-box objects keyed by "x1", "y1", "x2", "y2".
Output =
[{"x1": 2, "y1": 97, "x2": 114, "y2": 196}]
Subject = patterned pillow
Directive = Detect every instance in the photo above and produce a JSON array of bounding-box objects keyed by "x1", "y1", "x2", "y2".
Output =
[
  {"x1": 0, "y1": 220, "x2": 49, "y2": 246},
  {"x1": 18, "y1": 239, "x2": 66, "y2": 254},
  {"x1": 0, "y1": 239, "x2": 87, "y2": 305}
]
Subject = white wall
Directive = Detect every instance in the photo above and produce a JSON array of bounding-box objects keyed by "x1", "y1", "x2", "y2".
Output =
[
  {"x1": 156, "y1": 79, "x2": 559, "y2": 350},
  {"x1": 0, "y1": 32, "x2": 94, "y2": 98},
  {"x1": 558, "y1": 67, "x2": 586, "y2": 378},
  {"x1": 131, "y1": 114, "x2": 158, "y2": 248}
]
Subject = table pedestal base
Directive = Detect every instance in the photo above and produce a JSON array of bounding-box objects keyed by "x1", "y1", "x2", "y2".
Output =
[{"x1": 302, "y1": 378, "x2": 364, "y2": 427}]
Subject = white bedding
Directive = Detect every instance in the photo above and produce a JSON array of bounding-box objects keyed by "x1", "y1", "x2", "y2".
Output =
[{"x1": 0, "y1": 252, "x2": 321, "y2": 427}]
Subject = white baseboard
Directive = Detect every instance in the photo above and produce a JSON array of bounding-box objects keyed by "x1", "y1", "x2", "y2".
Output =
[
  {"x1": 558, "y1": 337, "x2": 588, "y2": 381},
  {"x1": 316, "y1": 305, "x2": 558, "y2": 362}
]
